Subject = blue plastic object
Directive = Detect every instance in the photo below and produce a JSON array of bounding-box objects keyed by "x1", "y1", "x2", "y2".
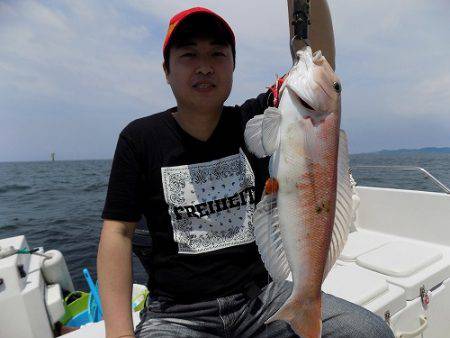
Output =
[
  {"x1": 83, "y1": 268, "x2": 103, "y2": 322},
  {"x1": 66, "y1": 309, "x2": 90, "y2": 327}
]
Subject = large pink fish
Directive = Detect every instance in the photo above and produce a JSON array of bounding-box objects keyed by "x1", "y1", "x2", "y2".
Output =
[{"x1": 245, "y1": 46, "x2": 352, "y2": 337}]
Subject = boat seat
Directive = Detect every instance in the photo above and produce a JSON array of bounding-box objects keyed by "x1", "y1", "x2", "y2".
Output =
[
  {"x1": 338, "y1": 229, "x2": 390, "y2": 263},
  {"x1": 357, "y1": 242, "x2": 442, "y2": 277},
  {"x1": 356, "y1": 241, "x2": 450, "y2": 300},
  {"x1": 323, "y1": 264, "x2": 406, "y2": 317}
]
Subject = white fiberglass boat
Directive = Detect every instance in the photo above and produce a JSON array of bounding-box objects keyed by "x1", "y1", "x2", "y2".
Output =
[{"x1": 1, "y1": 167, "x2": 449, "y2": 338}]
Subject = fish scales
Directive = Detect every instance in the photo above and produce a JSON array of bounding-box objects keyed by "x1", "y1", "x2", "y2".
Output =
[{"x1": 244, "y1": 46, "x2": 351, "y2": 338}]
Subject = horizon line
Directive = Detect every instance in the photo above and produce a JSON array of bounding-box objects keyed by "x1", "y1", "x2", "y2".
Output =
[{"x1": 2, "y1": 146, "x2": 450, "y2": 164}]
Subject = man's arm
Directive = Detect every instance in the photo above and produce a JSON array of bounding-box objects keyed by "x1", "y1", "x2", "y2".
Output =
[
  {"x1": 97, "y1": 219, "x2": 137, "y2": 338},
  {"x1": 288, "y1": 0, "x2": 335, "y2": 70}
]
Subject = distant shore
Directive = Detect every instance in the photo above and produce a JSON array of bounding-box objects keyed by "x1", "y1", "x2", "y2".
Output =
[
  {"x1": 1, "y1": 147, "x2": 450, "y2": 163},
  {"x1": 354, "y1": 147, "x2": 450, "y2": 156}
]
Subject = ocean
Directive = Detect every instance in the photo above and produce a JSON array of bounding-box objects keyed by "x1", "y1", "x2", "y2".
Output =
[{"x1": 1, "y1": 153, "x2": 449, "y2": 290}]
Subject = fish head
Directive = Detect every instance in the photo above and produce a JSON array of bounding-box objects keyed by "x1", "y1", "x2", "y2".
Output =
[{"x1": 282, "y1": 46, "x2": 341, "y2": 121}]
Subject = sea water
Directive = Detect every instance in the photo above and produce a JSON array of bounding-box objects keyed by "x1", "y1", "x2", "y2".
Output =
[{"x1": 1, "y1": 153, "x2": 449, "y2": 290}]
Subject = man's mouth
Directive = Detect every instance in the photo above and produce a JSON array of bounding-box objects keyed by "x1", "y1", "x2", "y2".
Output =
[{"x1": 193, "y1": 82, "x2": 216, "y2": 89}]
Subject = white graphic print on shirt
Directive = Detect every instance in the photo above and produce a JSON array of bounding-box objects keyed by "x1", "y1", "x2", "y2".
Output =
[{"x1": 161, "y1": 149, "x2": 256, "y2": 254}]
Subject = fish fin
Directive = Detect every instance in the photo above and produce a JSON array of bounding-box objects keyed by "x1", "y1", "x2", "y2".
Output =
[
  {"x1": 253, "y1": 191, "x2": 291, "y2": 281},
  {"x1": 244, "y1": 114, "x2": 266, "y2": 157},
  {"x1": 324, "y1": 130, "x2": 352, "y2": 276},
  {"x1": 244, "y1": 107, "x2": 281, "y2": 158},
  {"x1": 261, "y1": 107, "x2": 282, "y2": 156}
]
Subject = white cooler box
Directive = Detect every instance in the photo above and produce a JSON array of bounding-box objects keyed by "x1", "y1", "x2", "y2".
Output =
[
  {"x1": 323, "y1": 264, "x2": 406, "y2": 319},
  {"x1": 326, "y1": 234, "x2": 450, "y2": 337},
  {"x1": 356, "y1": 241, "x2": 450, "y2": 337}
]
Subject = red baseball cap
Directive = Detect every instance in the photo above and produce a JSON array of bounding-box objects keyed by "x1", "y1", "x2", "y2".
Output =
[{"x1": 163, "y1": 7, "x2": 236, "y2": 58}]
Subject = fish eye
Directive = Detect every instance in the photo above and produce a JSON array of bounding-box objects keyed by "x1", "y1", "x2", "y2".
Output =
[{"x1": 333, "y1": 82, "x2": 342, "y2": 93}]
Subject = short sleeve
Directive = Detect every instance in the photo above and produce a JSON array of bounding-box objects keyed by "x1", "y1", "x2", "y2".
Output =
[{"x1": 101, "y1": 130, "x2": 144, "y2": 222}]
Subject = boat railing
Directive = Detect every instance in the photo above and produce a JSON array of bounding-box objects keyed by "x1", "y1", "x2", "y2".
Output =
[{"x1": 351, "y1": 165, "x2": 450, "y2": 194}]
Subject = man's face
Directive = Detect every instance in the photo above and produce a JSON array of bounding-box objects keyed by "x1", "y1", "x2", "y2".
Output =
[{"x1": 164, "y1": 37, "x2": 234, "y2": 113}]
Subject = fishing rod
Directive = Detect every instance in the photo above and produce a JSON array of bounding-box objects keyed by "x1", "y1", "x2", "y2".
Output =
[{"x1": 290, "y1": 0, "x2": 311, "y2": 62}]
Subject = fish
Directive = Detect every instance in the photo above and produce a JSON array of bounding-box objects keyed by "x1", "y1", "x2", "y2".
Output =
[{"x1": 244, "y1": 46, "x2": 353, "y2": 338}]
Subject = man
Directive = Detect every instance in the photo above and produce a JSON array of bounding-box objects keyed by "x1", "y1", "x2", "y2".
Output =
[{"x1": 98, "y1": 2, "x2": 395, "y2": 337}]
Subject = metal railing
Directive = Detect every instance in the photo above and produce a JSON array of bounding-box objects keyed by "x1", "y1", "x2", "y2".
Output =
[{"x1": 351, "y1": 165, "x2": 450, "y2": 194}]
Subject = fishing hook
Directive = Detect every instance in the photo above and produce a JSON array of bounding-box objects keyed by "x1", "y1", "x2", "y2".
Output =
[
  {"x1": 290, "y1": 34, "x2": 310, "y2": 64},
  {"x1": 290, "y1": 0, "x2": 311, "y2": 64}
]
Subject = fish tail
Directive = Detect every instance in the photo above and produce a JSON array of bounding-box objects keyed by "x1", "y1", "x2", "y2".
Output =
[
  {"x1": 265, "y1": 300, "x2": 296, "y2": 325},
  {"x1": 265, "y1": 296, "x2": 322, "y2": 338}
]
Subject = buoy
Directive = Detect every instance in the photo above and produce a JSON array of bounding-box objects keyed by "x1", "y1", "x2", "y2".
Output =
[{"x1": 42, "y1": 250, "x2": 75, "y2": 292}]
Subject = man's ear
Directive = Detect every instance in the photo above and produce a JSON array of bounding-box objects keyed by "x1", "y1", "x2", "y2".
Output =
[{"x1": 162, "y1": 61, "x2": 170, "y2": 84}]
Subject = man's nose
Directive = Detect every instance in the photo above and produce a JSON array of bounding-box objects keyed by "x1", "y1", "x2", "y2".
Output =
[{"x1": 195, "y1": 60, "x2": 214, "y2": 75}]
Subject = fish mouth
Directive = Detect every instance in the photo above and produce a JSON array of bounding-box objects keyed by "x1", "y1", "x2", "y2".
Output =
[
  {"x1": 287, "y1": 86, "x2": 316, "y2": 112},
  {"x1": 298, "y1": 97, "x2": 315, "y2": 111},
  {"x1": 287, "y1": 79, "x2": 335, "y2": 113}
]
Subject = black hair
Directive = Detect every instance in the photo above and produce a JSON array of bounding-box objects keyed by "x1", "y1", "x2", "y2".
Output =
[{"x1": 164, "y1": 14, "x2": 236, "y2": 73}]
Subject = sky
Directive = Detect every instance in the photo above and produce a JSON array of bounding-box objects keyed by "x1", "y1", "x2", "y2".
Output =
[{"x1": 1, "y1": 0, "x2": 449, "y2": 162}]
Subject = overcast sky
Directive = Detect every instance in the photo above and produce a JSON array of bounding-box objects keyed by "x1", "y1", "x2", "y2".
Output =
[{"x1": 1, "y1": 0, "x2": 449, "y2": 162}]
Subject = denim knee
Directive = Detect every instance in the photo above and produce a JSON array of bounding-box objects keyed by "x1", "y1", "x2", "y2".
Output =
[{"x1": 324, "y1": 310, "x2": 394, "y2": 338}]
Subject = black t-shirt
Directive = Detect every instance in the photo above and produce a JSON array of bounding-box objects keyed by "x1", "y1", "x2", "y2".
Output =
[{"x1": 102, "y1": 91, "x2": 272, "y2": 303}]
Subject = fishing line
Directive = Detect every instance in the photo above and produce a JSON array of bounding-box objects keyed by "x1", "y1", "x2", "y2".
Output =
[{"x1": 0, "y1": 247, "x2": 52, "y2": 259}]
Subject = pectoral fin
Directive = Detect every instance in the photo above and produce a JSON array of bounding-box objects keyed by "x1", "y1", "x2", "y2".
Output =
[{"x1": 244, "y1": 107, "x2": 281, "y2": 158}]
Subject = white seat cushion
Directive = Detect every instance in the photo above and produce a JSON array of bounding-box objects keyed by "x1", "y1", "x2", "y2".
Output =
[
  {"x1": 356, "y1": 241, "x2": 442, "y2": 277},
  {"x1": 339, "y1": 230, "x2": 389, "y2": 261},
  {"x1": 322, "y1": 265, "x2": 389, "y2": 305}
]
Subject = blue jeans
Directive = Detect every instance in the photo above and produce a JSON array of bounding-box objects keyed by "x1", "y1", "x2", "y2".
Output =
[{"x1": 135, "y1": 281, "x2": 394, "y2": 337}]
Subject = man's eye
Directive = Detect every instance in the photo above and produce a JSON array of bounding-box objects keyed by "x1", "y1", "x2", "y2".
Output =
[
  {"x1": 181, "y1": 53, "x2": 195, "y2": 57},
  {"x1": 213, "y1": 52, "x2": 226, "y2": 57}
]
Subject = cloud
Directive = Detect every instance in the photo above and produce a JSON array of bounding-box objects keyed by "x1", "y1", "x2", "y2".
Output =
[
  {"x1": 2, "y1": 2, "x2": 163, "y2": 103},
  {"x1": 327, "y1": 0, "x2": 450, "y2": 153},
  {"x1": 0, "y1": 0, "x2": 449, "y2": 161}
]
